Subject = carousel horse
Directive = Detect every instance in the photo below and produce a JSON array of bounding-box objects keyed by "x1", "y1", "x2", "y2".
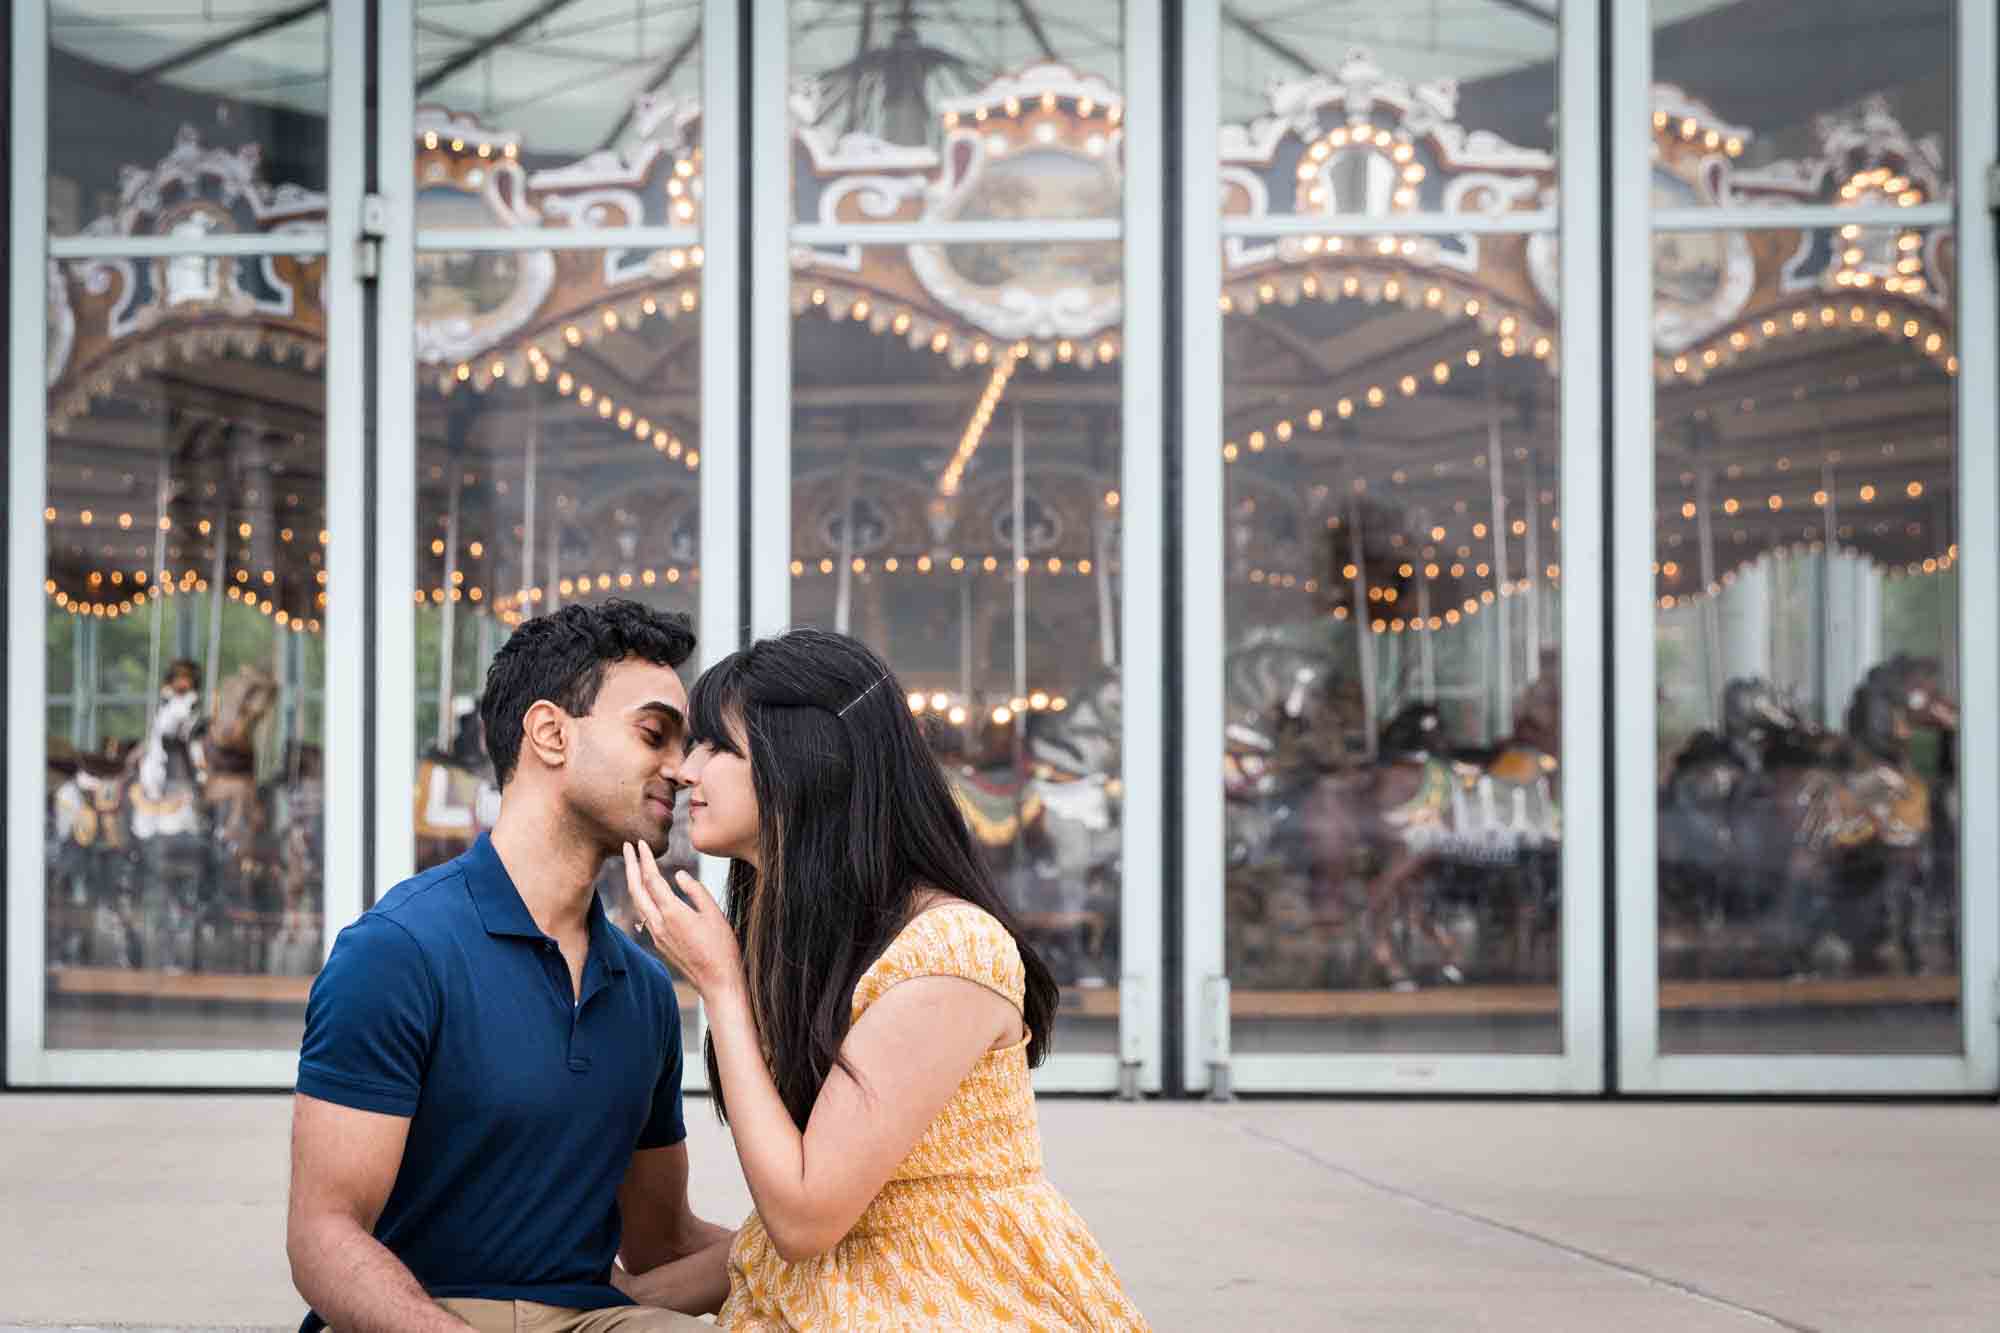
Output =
[
  {"x1": 49, "y1": 739, "x2": 144, "y2": 967},
  {"x1": 1297, "y1": 655, "x2": 1563, "y2": 991},
  {"x1": 205, "y1": 665, "x2": 279, "y2": 858},
  {"x1": 1659, "y1": 678, "x2": 1826, "y2": 930},
  {"x1": 263, "y1": 743, "x2": 325, "y2": 976},
  {"x1": 1787, "y1": 655, "x2": 1958, "y2": 973},
  {"x1": 415, "y1": 703, "x2": 501, "y2": 868},
  {"x1": 1659, "y1": 656, "x2": 1957, "y2": 975},
  {"x1": 113, "y1": 663, "x2": 285, "y2": 971}
]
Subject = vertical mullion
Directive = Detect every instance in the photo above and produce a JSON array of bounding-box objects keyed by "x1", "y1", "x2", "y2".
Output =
[
  {"x1": 685, "y1": 0, "x2": 746, "y2": 1093},
  {"x1": 6, "y1": 0, "x2": 50, "y2": 1084},
  {"x1": 748, "y1": 0, "x2": 791, "y2": 639},
  {"x1": 374, "y1": 0, "x2": 419, "y2": 894},
  {"x1": 1119, "y1": 0, "x2": 1165, "y2": 1094},
  {"x1": 1951, "y1": 0, "x2": 1998, "y2": 1089},
  {"x1": 1177, "y1": 0, "x2": 1225, "y2": 1094},
  {"x1": 1556, "y1": 0, "x2": 1606, "y2": 1091},
  {"x1": 322, "y1": 0, "x2": 368, "y2": 961},
  {"x1": 1609, "y1": 0, "x2": 1659, "y2": 1089}
]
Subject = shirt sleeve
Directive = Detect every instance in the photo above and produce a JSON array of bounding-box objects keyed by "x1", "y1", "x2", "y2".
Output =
[
  {"x1": 635, "y1": 980, "x2": 687, "y2": 1149},
  {"x1": 295, "y1": 912, "x2": 439, "y2": 1118}
]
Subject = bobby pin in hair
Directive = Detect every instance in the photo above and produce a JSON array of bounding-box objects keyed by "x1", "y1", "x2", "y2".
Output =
[{"x1": 837, "y1": 673, "x2": 891, "y2": 718}]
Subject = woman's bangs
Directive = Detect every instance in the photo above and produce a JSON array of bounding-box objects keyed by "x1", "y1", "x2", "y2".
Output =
[{"x1": 686, "y1": 655, "x2": 748, "y2": 755}]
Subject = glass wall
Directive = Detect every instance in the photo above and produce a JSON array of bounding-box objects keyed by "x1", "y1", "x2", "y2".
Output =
[
  {"x1": 783, "y1": 3, "x2": 1129, "y2": 1057},
  {"x1": 36, "y1": 3, "x2": 333, "y2": 1054},
  {"x1": 6, "y1": 0, "x2": 1994, "y2": 1092},
  {"x1": 1214, "y1": 9, "x2": 1566, "y2": 1055},
  {"x1": 400, "y1": 3, "x2": 707, "y2": 1015},
  {"x1": 1647, "y1": 1, "x2": 1962, "y2": 1055}
]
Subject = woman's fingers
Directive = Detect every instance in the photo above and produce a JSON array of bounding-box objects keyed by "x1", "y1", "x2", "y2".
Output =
[
  {"x1": 673, "y1": 869, "x2": 719, "y2": 916},
  {"x1": 620, "y1": 842, "x2": 677, "y2": 938}
]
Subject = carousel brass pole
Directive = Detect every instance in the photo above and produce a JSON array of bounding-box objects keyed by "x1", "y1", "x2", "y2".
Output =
[
  {"x1": 959, "y1": 570, "x2": 974, "y2": 749},
  {"x1": 1693, "y1": 461, "x2": 1722, "y2": 726},
  {"x1": 1817, "y1": 462, "x2": 1839, "y2": 725},
  {"x1": 1935, "y1": 491, "x2": 1956, "y2": 692},
  {"x1": 1346, "y1": 485, "x2": 1377, "y2": 759},
  {"x1": 522, "y1": 393, "x2": 538, "y2": 612},
  {"x1": 1521, "y1": 444, "x2": 1543, "y2": 679},
  {"x1": 834, "y1": 428, "x2": 857, "y2": 636},
  {"x1": 1485, "y1": 376, "x2": 1513, "y2": 735},
  {"x1": 204, "y1": 505, "x2": 228, "y2": 701},
  {"x1": 435, "y1": 441, "x2": 463, "y2": 753},
  {"x1": 1413, "y1": 507, "x2": 1435, "y2": 701},
  {"x1": 144, "y1": 454, "x2": 170, "y2": 733},
  {"x1": 1011, "y1": 406, "x2": 1027, "y2": 733},
  {"x1": 1094, "y1": 504, "x2": 1117, "y2": 670}
]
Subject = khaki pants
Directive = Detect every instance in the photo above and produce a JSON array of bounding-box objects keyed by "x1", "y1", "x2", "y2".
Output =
[{"x1": 437, "y1": 1298, "x2": 713, "y2": 1331}]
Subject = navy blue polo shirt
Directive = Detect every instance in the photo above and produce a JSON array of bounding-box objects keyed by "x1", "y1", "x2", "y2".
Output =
[{"x1": 295, "y1": 834, "x2": 686, "y2": 1331}]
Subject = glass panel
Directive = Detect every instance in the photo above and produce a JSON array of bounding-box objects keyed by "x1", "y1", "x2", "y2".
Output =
[
  {"x1": 1651, "y1": 1, "x2": 1953, "y2": 204},
  {"x1": 1218, "y1": 3, "x2": 1559, "y2": 171},
  {"x1": 48, "y1": 2, "x2": 329, "y2": 238},
  {"x1": 1220, "y1": 248, "x2": 1564, "y2": 1055},
  {"x1": 43, "y1": 250, "x2": 329, "y2": 1050},
  {"x1": 408, "y1": 247, "x2": 703, "y2": 1022},
  {"x1": 412, "y1": 2, "x2": 703, "y2": 232},
  {"x1": 790, "y1": 245, "x2": 1126, "y2": 1055},
  {"x1": 789, "y1": 4, "x2": 1124, "y2": 227},
  {"x1": 1653, "y1": 223, "x2": 1960, "y2": 1055}
]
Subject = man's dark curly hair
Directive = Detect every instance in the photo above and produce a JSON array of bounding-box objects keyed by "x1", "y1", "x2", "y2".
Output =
[{"x1": 479, "y1": 599, "x2": 696, "y2": 788}]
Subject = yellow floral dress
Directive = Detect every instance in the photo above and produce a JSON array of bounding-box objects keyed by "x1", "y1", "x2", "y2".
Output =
[{"x1": 718, "y1": 903, "x2": 1149, "y2": 1332}]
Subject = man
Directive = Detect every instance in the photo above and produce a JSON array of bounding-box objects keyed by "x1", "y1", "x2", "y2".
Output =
[{"x1": 288, "y1": 600, "x2": 732, "y2": 1332}]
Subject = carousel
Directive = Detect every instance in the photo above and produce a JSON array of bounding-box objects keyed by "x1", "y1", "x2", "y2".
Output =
[{"x1": 36, "y1": 52, "x2": 1961, "y2": 1034}]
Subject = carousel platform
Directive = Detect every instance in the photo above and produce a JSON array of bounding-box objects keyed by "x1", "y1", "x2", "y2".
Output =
[{"x1": 0, "y1": 1094, "x2": 1994, "y2": 1330}]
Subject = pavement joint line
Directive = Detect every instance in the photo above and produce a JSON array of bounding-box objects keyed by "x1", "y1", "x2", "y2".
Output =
[{"x1": 1205, "y1": 1111, "x2": 1819, "y2": 1333}]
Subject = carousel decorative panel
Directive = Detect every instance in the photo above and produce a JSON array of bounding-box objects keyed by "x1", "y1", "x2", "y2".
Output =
[
  {"x1": 787, "y1": 2, "x2": 1124, "y2": 229},
  {"x1": 1651, "y1": 0, "x2": 1953, "y2": 201}
]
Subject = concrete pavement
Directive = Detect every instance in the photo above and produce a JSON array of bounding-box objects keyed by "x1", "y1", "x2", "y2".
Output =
[{"x1": 1, "y1": 1095, "x2": 1995, "y2": 1330}]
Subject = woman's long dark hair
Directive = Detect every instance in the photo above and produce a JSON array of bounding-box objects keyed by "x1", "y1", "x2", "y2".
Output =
[{"x1": 686, "y1": 628, "x2": 1060, "y2": 1128}]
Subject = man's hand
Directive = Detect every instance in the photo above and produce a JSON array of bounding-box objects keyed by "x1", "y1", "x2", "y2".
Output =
[
  {"x1": 617, "y1": 1144, "x2": 733, "y2": 1276},
  {"x1": 615, "y1": 1240, "x2": 734, "y2": 1317}
]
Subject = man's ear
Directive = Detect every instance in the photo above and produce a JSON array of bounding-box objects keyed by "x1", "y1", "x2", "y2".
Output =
[{"x1": 520, "y1": 699, "x2": 572, "y2": 773}]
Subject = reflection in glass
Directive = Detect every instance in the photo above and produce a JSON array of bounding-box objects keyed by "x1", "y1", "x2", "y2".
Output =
[
  {"x1": 789, "y1": 246, "x2": 1125, "y2": 1053},
  {"x1": 49, "y1": 3, "x2": 329, "y2": 237},
  {"x1": 42, "y1": 255, "x2": 329, "y2": 1050},
  {"x1": 1652, "y1": 0, "x2": 1952, "y2": 190},
  {"x1": 1219, "y1": 255, "x2": 1564, "y2": 1054},
  {"x1": 1652, "y1": 219, "x2": 1960, "y2": 1056},
  {"x1": 407, "y1": 250, "x2": 704, "y2": 1006},
  {"x1": 408, "y1": 4, "x2": 705, "y2": 236},
  {"x1": 789, "y1": 5, "x2": 1123, "y2": 227},
  {"x1": 1217, "y1": 6, "x2": 1556, "y2": 153}
]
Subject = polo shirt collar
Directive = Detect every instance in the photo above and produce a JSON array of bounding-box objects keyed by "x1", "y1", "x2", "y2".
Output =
[{"x1": 464, "y1": 834, "x2": 629, "y2": 978}]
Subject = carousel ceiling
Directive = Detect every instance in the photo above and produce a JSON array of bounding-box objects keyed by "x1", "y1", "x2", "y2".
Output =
[{"x1": 40, "y1": 8, "x2": 1963, "y2": 637}]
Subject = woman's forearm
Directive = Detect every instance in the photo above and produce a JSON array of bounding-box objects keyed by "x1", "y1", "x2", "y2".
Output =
[{"x1": 703, "y1": 984, "x2": 812, "y2": 1223}]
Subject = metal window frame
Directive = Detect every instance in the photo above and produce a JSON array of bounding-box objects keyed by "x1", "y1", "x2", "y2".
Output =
[
  {"x1": 1613, "y1": 0, "x2": 1998, "y2": 1096},
  {"x1": 6, "y1": 0, "x2": 366, "y2": 1087},
  {"x1": 747, "y1": 3, "x2": 1164, "y2": 1095},
  {"x1": 1185, "y1": 2, "x2": 1605, "y2": 1095}
]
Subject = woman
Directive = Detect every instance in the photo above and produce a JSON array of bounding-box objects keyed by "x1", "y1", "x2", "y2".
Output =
[{"x1": 618, "y1": 628, "x2": 1148, "y2": 1331}]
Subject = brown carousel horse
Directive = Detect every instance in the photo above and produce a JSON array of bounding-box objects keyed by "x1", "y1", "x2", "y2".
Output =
[
  {"x1": 1661, "y1": 655, "x2": 1957, "y2": 975},
  {"x1": 1298, "y1": 651, "x2": 1562, "y2": 991},
  {"x1": 90, "y1": 660, "x2": 279, "y2": 970}
]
